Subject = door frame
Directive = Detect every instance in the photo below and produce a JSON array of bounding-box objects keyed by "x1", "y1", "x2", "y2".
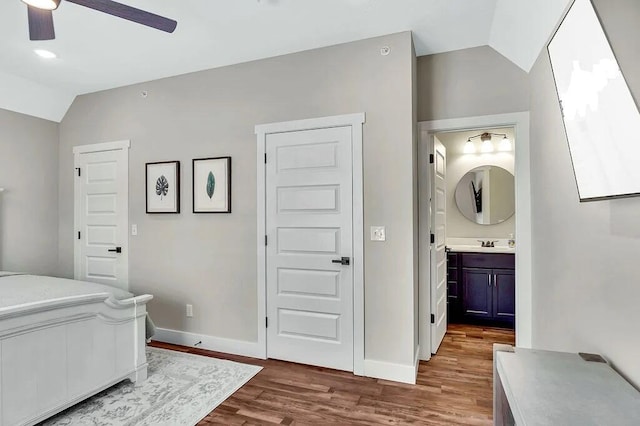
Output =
[
  {"x1": 255, "y1": 113, "x2": 365, "y2": 375},
  {"x1": 73, "y1": 140, "x2": 130, "y2": 287},
  {"x1": 418, "y1": 112, "x2": 532, "y2": 361}
]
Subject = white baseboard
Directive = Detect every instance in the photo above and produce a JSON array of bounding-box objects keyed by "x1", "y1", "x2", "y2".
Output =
[
  {"x1": 153, "y1": 328, "x2": 266, "y2": 359},
  {"x1": 364, "y1": 354, "x2": 418, "y2": 385}
]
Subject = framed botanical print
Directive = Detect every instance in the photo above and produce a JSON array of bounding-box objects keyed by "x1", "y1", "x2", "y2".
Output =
[
  {"x1": 146, "y1": 161, "x2": 180, "y2": 214},
  {"x1": 192, "y1": 156, "x2": 231, "y2": 213}
]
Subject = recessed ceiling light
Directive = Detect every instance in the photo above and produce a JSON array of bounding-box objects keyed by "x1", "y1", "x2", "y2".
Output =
[{"x1": 34, "y1": 49, "x2": 57, "y2": 59}]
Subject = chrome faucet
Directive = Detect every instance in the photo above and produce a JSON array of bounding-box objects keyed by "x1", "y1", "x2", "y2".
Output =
[{"x1": 478, "y1": 240, "x2": 498, "y2": 247}]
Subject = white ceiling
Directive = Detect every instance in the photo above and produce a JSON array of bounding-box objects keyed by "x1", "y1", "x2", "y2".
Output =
[{"x1": 0, "y1": 0, "x2": 569, "y2": 122}]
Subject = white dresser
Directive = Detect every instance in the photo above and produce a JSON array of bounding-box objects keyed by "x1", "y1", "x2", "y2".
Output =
[{"x1": 494, "y1": 346, "x2": 640, "y2": 425}]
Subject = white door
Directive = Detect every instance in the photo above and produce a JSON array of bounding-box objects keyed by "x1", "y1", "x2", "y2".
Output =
[
  {"x1": 431, "y1": 136, "x2": 447, "y2": 353},
  {"x1": 74, "y1": 144, "x2": 129, "y2": 290},
  {"x1": 265, "y1": 126, "x2": 354, "y2": 371}
]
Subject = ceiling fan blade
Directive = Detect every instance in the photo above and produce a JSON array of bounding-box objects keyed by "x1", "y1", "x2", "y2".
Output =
[
  {"x1": 65, "y1": 0, "x2": 177, "y2": 33},
  {"x1": 28, "y1": 6, "x2": 55, "y2": 40}
]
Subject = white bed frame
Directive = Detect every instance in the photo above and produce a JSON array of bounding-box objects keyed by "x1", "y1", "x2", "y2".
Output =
[{"x1": 0, "y1": 291, "x2": 152, "y2": 425}]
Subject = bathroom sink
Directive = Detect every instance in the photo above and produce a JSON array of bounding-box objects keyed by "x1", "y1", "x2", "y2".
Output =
[{"x1": 446, "y1": 245, "x2": 515, "y2": 254}]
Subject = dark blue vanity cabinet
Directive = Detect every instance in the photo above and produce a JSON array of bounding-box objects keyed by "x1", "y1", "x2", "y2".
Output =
[{"x1": 447, "y1": 252, "x2": 515, "y2": 328}]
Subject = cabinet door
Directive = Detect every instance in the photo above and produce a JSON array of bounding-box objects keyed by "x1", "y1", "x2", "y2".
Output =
[
  {"x1": 462, "y1": 268, "x2": 492, "y2": 319},
  {"x1": 493, "y1": 269, "x2": 515, "y2": 322}
]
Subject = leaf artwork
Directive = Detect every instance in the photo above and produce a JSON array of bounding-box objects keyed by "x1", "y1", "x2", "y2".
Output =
[
  {"x1": 156, "y1": 175, "x2": 169, "y2": 200},
  {"x1": 206, "y1": 171, "x2": 216, "y2": 199}
]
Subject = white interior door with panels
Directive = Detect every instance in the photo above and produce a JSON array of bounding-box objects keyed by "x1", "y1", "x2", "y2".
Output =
[
  {"x1": 266, "y1": 126, "x2": 354, "y2": 371},
  {"x1": 74, "y1": 141, "x2": 129, "y2": 291},
  {"x1": 256, "y1": 113, "x2": 365, "y2": 374},
  {"x1": 430, "y1": 136, "x2": 447, "y2": 354}
]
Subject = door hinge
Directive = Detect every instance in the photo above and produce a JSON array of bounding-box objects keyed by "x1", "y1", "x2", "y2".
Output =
[
  {"x1": 77, "y1": 231, "x2": 81, "y2": 240},
  {"x1": 430, "y1": 314, "x2": 435, "y2": 324},
  {"x1": 430, "y1": 233, "x2": 435, "y2": 244},
  {"x1": 76, "y1": 167, "x2": 81, "y2": 177},
  {"x1": 265, "y1": 317, "x2": 269, "y2": 328},
  {"x1": 429, "y1": 154, "x2": 434, "y2": 164},
  {"x1": 265, "y1": 235, "x2": 268, "y2": 246},
  {"x1": 264, "y1": 153, "x2": 267, "y2": 164}
]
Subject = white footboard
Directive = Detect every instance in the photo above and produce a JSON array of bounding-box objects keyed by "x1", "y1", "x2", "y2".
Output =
[{"x1": 0, "y1": 293, "x2": 152, "y2": 426}]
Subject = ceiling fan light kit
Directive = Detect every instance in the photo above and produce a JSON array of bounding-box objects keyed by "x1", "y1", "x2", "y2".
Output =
[
  {"x1": 22, "y1": 0, "x2": 60, "y2": 10},
  {"x1": 21, "y1": 0, "x2": 177, "y2": 41}
]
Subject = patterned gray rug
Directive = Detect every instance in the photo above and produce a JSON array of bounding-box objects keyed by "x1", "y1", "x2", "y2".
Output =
[{"x1": 42, "y1": 347, "x2": 262, "y2": 426}]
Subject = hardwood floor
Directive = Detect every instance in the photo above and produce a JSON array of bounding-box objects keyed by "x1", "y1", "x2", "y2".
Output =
[{"x1": 151, "y1": 324, "x2": 515, "y2": 425}]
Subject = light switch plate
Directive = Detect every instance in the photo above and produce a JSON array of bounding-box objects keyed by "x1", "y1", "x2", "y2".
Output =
[
  {"x1": 371, "y1": 226, "x2": 386, "y2": 241},
  {"x1": 131, "y1": 224, "x2": 138, "y2": 236}
]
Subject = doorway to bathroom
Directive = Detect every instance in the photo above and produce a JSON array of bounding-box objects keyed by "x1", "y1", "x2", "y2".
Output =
[{"x1": 418, "y1": 112, "x2": 531, "y2": 360}]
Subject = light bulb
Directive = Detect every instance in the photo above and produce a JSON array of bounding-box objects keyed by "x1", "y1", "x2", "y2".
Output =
[
  {"x1": 34, "y1": 49, "x2": 57, "y2": 59},
  {"x1": 481, "y1": 139, "x2": 494, "y2": 153},
  {"x1": 463, "y1": 139, "x2": 476, "y2": 154},
  {"x1": 499, "y1": 136, "x2": 512, "y2": 152},
  {"x1": 21, "y1": 0, "x2": 60, "y2": 10}
]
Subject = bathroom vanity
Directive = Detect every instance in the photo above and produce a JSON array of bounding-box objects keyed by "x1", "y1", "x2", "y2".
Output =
[{"x1": 447, "y1": 249, "x2": 515, "y2": 328}]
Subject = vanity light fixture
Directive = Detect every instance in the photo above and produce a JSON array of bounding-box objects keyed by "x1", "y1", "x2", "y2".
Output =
[
  {"x1": 480, "y1": 133, "x2": 495, "y2": 153},
  {"x1": 21, "y1": 0, "x2": 60, "y2": 10},
  {"x1": 465, "y1": 132, "x2": 512, "y2": 154},
  {"x1": 464, "y1": 139, "x2": 476, "y2": 154},
  {"x1": 499, "y1": 135, "x2": 513, "y2": 152}
]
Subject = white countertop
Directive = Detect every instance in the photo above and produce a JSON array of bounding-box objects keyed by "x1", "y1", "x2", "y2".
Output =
[
  {"x1": 446, "y1": 237, "x2": 515, "y2": 254},
  {"x1": 447, "y1": 245, "x2": 515, "y2": 253}
]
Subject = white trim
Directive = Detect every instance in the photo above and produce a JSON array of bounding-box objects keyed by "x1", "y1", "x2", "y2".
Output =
[
  {"x1": 414, "y1": 344, "x2": 421, "y2": 379},
  {"x1": 73, "y1": 140, "x2": 130, "y2": 289},
  {"x1": 153, "y1": 328, "x2": 265, "y2": 359},
  {"x1": 72, "y1": 140, "x2": 130, "y2": 154},
  {"x1": 418, "y1": 112, "x2": 532, "y2": 354},
  {"x1": 351, "y1": 117, "x2": 365, "y2": 376},
  {"x1": 417, "y1": 131, "x2": 432, "y2": 361},
  {"x1": 363, "y1": 358, "x2": 417, "y2": 385},
  {"x1": 255, "y1": 113, "x2": 365, "y2": 135},
  {"x1": 255, "y1": 113, "x2": 366, "y2": 375}
]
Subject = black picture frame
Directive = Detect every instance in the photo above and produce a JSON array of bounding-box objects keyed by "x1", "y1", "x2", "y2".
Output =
[
  {"x1": 145, "y1": 161, "x2": 180, "y2": 214},
  {"x1": 192, "y1": 156, "x2": 232, "y2": 213}
]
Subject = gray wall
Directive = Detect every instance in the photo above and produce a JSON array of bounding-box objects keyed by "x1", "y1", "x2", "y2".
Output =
[
  {"x1": 59, "y1": 32, "x2": 418, "y2": 366},
  {"x1": 530, "y1": 0, "x2": 640, "y2": 387},
  {"x1": 0, "y1": 109, "x2": 59, "y2": 274},
  {"x1": 437, "y1": 129, "x2": 515, "y2": 239},
  {"x1": 417, "y1": 45, "x2": 530, "y2": 122}
]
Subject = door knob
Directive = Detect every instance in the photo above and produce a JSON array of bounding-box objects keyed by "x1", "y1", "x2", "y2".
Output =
[
  {"x1": 108, "y1": 247, "x2": 122, "y2": 254},
  {"x1": 332, "y1": 257, "x2": 350, "y2": 266}
]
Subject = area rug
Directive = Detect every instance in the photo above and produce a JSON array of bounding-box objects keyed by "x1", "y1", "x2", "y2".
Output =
[{"x1": 42, "y1": 347, "x2": 262, "y2": 426}]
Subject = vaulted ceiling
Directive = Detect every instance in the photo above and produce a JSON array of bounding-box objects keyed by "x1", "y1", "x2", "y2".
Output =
[{"x1": 0, "y1": 0, "x2": 571, "y2": 122}]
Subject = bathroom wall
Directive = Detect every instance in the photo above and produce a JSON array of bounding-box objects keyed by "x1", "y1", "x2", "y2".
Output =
[{"x1": 436, "y1": 127, "x2": 515, "y2": 240}]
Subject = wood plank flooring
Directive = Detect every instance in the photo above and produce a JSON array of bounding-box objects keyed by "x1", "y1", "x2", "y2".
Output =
[{"x1": 151, "y1": 324, "x2": 515, "y2": 425}]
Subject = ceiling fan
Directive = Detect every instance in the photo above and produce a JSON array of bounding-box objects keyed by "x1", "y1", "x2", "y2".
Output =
[{"x1": 22, "y1": 0, "x2": 178, "y2": 41}]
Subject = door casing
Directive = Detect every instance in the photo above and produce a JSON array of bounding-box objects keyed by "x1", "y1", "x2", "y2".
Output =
[
  {"x1": 418, "y1": 112, "x2": 532, "y2": 361},
  {"x1": 255, "y1": 113, "x2": 365, "y2": 375},
  {"x1": 73, "y1": 140, "x2": 130, "y2": 289}
]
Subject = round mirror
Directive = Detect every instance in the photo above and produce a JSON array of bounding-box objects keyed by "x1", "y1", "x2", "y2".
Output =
[{"x1": 454, "y1": 165, "x2": 514, "y2": 225}]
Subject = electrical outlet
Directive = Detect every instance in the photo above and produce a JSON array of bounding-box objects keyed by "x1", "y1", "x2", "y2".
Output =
[
  {"x1": 186, "y1": 304, "x2": 193, "y2": 318},
  {"x1": 371, "y1": 226, "x2": 386, "y2": 241},
  {"x1": 131, "y1": 224, "x2": 138, "y2": 236}
]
